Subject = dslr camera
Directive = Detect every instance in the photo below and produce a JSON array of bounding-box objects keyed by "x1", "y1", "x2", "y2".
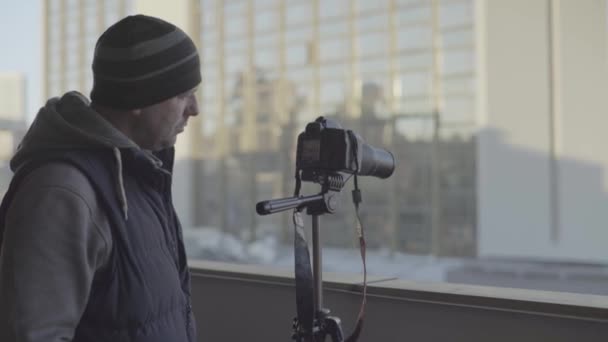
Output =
[{"x1": 296, "y1": 116, "x2": 395, "y2": 183}]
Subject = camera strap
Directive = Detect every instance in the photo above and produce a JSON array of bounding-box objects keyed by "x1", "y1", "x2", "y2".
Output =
[
  {"x1": 293, "y1": 209, "x2": 315, "y2": 336},
  {"x1": 344, "y1": 173, "x2": 367, "y2": 342},
  {"x1": 345, "y1": 130, "x2": 368, "y2": 342}
]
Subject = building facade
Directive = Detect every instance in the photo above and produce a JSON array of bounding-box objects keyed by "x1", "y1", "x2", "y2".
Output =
[
  {"x1": 195, "y1": 0, "x2": 477, "y2": 256},
  {"x1": 0, "y1": 72, "x2": 27, "y2": 195}
]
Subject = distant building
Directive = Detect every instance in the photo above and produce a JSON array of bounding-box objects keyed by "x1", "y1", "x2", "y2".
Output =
[{"x1": 0, "y1": 72, "x2": 27, "y2": 194}]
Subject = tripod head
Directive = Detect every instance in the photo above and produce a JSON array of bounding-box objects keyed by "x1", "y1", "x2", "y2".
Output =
[{"x1": 256, "y1": 172, "x2": 346, "y2": 217}]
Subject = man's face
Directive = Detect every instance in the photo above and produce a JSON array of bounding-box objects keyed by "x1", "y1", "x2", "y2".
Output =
[{"x1": 135, "y1": 87, "x2": 199, "y2": 151}]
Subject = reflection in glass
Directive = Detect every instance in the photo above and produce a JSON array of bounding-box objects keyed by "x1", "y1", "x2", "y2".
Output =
[
  {"x1": 225, "y1": 15, "x2": 247, "y2": 38},
  {"x1": 255, "y1": 10, "x2": 277, "y2": 33},
  {"x1": 320, "y1": 0, "x2": 349, "y2": 19},
  {"x1": 398, "y1": 27, "x2": 432, "y2": 50},
  {"x1": 319, "y1": 63, "x2": 347, "y2": 80},
  {"x1": 286, "y1": 3, "x2": 312, "y2": 26},
  {"x1": 442, "y1": 96, "x2": 474, "y2": 123},
  {"x1": 319, "y1": 81, "x2": 345, "y2": 106},
  {"x1": 359, "y1": 32, "x2": 388, "y2": 57},
  {"x1": 356, "y1": 0, "x2": 387, "y2": 13},
  {"x1": 357, "y1": 12, "x2": 388, "y2": 33},
  {"x1": 443, "y1": 50, "x2": 474, "y2": 74},
  {"x1": 396, "y1": 4, "x2": 431, "y2": 26},
  {"x1": 400, "y1": 72, "x2": 432, "y2": 97},
  {"x1": 286, "y1": 44, "x2": 309, "y2": 66},
  {"x1": 319, "y1": 20, "x2": 348, "y2": 38},
  {"x1": 285, "y1": 26, "x2": 312, "y2": 43},
  {"x1": 440, "y1": 1, "x2": 472, "y2": 29},
  {"x1": 319, "y1": 39, "x2": 348, "y2": 62},
  {"x1": 255, "y1": 47, "x2": 278, "y2": 74},
  {"x1": 181, "y1": 0, "x2": 483, "y2": 289},
  {"x1": 225, "y1": 53, "x2": 248, "y2": 74}
]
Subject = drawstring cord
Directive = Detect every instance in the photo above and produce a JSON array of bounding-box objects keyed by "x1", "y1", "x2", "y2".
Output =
[{"x1": 113, "y1": 147, "x2": 129, "y2": 220}]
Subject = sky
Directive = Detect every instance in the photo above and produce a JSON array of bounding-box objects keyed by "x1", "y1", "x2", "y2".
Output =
[{"x1": 0, "y1": 0, "x2": 42, "y2": 121}]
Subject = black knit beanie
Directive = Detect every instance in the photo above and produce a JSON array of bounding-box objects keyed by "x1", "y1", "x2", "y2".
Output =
[{"x1": 90, "y1": 14, "x2": 201, "y2": 110}]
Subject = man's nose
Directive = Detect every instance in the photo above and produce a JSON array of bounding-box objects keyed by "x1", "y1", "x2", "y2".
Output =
[{"x1": 187, "y1": 94, "x2": 199, "y2": 117}]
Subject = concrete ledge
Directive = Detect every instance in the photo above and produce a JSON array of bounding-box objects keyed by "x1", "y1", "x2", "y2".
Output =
[{"x1": 189, "y1": 260, "x2": 608, "y2": 341}]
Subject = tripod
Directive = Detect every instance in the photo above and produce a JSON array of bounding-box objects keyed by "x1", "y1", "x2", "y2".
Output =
[
  {"x1": 257, "y1": 186, "x2": 346, "y2": 342},
  {"x1": 293, "y1": 213, "x2": 344, "y2": 342}
]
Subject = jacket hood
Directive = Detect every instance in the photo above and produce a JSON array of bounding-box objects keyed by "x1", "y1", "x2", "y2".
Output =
[
  {"x1": 10, "y1": 91, "x2": 169, "y2": 220},
  {"x1": 11, "y1": 91, "x2": 140, "y2": 171}
]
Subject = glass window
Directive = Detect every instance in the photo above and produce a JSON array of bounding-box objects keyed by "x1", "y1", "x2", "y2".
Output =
[
  {"x1": 443, "y1": 50, "x2": 474, "y2": 74},
  {"x1": 104, "y1": 7, "x2": 120, "y2": 29},
  {"x1": 356, "y1": 0, "x2": 388, "y2": 13},
  {"x1": 225, "y1": 53, "x2": 248, "y2": 75},
  {"x1": 255, "y1": 10, "x2": 277, "y2": 33},
  {"x1": 202, "y1": 30, "x2": 217, "y2": 49},
  {"x1": 224, "y1": 37, "x2": 248, "y2": 54},
  {"x1": 400, "y1": 71, "x2": 432, "y2": 97},
  {"x1": 202, "y1": 81, "x2": 218, "y2": 102},
  {"x1": 440, "y1": 1, "x2": 472, "y2": 29},
  {"x1": 201, "y1": 0, "x2": 214, "y2": 12},
  {"x1": 400, "y1": 51, "x2": 433, "y2": 69},
  {"x1": 66, "y1": 0, "x2": 78, "y2": 10},
  {"x1": 77, "y1": 0, "x2": 608, "y2": 304},
  {"x1": 255, "y1": 33, "x2": 277, "y2": 49},
  {"x1": 224, "y1": 1, "x2": 247, "y2": 16},
  {"x1": 359, "y1": 32, "x2": 388, "y2": 57},
  {"x1": 49, "y1": 0, "x2": 60, "y2": 13},
  {"x1": 225, "y1": 15, "x2": 247, "y2": 38},
  {"x1": 398, "y1": 27, "x2": 432, "y2": 50},
  {"x1": 285, "y1": 66, "x2": 312, "y2": 84},
  {"x1": 400, "y1": 95, "x2": 433, "y2": 115},
  {"x1": 202, "y1": 6, "x2": 215, "y2": 28},
  {"x1": 286, "y1": 44, "x2": 309, "y2": 66},
  {"x1": 255, "y1": 0, "x2": 277, "y2": 9},
  {"x1": 320, "y1": 0, "x2": 349, "y2": 19},
  {"x1": 85, "y1": 10, "x2": 98, "y2": 34},
  {"x1": 286, "y1": 3, "x2": 312, "y2": 26},
  {"x1": 319, "y1": 81, "x2": 345, "y2": 106},
  {"x1": 442, "y1": 96, "x2": 474, "y2": 123},
  {"x1": 443, "y1": 76, "x2": 473, "y2": 94},
  {"x1": 395, "y1": 115, "x2": 434, "y2": 138},
  {"x1": 255, "y1": 47, "x2": 278, "y2": 71},
  {"x1": 396, "y1": 3, "x2": 431, "y2": 26},
  {"x1": 357, "y1": 12, "x2": 388, "y2": 33},
  {"x1": 319, "y1": 39, "x2": 348, "y2": 62},
  {"x1": 442, "y1": 28, "x2": 474, "y2": 47},
  {"x1": 360, "y1": 58, "x2": 389, "y2": 74},
  {"x1": 202, "y1": 63, "x2": 219, "y2": 83},
  {"x1": 319, "y1": 63, "x2": 347, "y2": 80},
  {"x1": 66, "y1": 14, "x2": 78, "y2": 38},
  {"x1": 285, "y1": 26, "x2": 312, "y2": 43},
  {"x1": 202, "y1": 43, "x2": 217, "y2": 64},
  {"x1": 319, "y1": 20, "x2": 349, "y2": 38},
  {"x1": 0, "y1": 131, "x2": 14, "y2": 160}
]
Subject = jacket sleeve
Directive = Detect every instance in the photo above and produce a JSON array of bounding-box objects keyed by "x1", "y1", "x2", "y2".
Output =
[{"x1": 0, "y1": 163, "x2": 112, "y2": 342}]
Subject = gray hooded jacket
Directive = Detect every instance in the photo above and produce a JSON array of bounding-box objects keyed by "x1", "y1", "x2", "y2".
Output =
[{"x1": 0, "y1": 92, "x2": 181, "y2": 342}]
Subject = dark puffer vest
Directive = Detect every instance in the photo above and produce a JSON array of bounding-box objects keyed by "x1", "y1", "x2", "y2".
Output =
[{"x1": 0, "y1": 147, "x2": 196, "y2": 342}]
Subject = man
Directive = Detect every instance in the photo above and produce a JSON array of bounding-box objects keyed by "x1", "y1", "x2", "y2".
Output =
[{"x1": 0, "y1": 14, "x2": 200, "y2": 342}]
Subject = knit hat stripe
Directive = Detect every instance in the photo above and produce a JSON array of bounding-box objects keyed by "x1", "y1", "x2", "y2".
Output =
[
  {"x1": 92, "y1": 38, "x2": 196, "y2": 78},
  {"x1": 94, "y1": 28, "x2": 187, "y2": 61},
  {"x1": 91, "y1": 57, "x2": 200, "y2": 109},
  {"x1": 94, "y1": 51, "x2": 197, "y2": 82}
]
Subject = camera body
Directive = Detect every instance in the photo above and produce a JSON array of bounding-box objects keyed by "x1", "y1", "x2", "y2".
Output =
[{"x1": 295, "y1": 117, "x2": 394, "y2": 183}]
